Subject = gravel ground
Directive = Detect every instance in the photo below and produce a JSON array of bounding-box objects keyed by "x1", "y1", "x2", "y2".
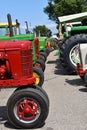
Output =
[{"x1": 0, "y1": 50, "x2": 87, "y2": 130}]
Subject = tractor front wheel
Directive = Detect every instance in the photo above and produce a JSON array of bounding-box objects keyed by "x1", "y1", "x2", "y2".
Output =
[
  {"x1": 14, "y1": 86, "x2": 49, "y2": 107},
  {"x1": 35, "y1": 58, "x2": 45, "y2": 72},
  {"x1": 44, "y1": 48, "x2": 51, "y2": 56},
  {"x1": 7, "y1": 88, "x2": 49, "y2": 129},
  {"x1": 33, "y1": 67, "x2": 44, "y2": 87},
  {"x1": 39, "y1": 52, "x2": 47, "y2": 62}
]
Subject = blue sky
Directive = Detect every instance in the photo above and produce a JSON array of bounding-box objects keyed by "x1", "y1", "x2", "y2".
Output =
[{"x1": 0, "y1": 0, "x2": 57, "y2": 34}]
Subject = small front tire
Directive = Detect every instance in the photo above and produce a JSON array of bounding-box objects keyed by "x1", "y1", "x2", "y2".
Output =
[
  {"x1": 35, "y1": 58, "x2": 45, "y2": 72},
  {"x1": 39, "y1": 52, "x2": 47, "y2": 62},
  {"x1": 7, "y1": 88, "x2": 49, "y2": 129},
  {"x1": 33, "y1": 67, "x2": 44, "y2": 87}
]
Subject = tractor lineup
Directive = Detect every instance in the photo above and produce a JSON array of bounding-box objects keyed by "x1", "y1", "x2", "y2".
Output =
[
  {"x1": 0, "y1": 14, "x2": 58, "y2": 129},
  {"x1": 0, "y1": 12, "x2": 87, "y2": 129},
  {"x1": 0, "y1": 40, "x2": 49, "y2": 129}
]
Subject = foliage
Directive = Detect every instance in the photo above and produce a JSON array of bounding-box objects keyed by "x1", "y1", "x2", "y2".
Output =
[
  {"x1": 82, "y1": 18, "x2": 87, "y2": 25},
  {"x1": 44, "y1": 0, "x2": 87, "y2": 23},
  {"x1": 33, "y1": 25, "x2": 52, "y2": 37}
]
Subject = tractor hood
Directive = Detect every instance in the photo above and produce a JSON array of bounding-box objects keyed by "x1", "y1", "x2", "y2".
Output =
[
  {"x1": 0, "y1": 33, "x2": 34, "y2": 41},
  {"x1": 0, "y1": 40, "x2": 32, "y2": 50},
  {"x1": 38, "y1": 36, "x2": 47, "y2": 42}
]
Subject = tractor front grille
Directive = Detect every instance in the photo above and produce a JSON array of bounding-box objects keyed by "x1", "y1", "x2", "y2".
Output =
[{"x1": 21, "y1": 50, "x2": 33, "y2": 77}]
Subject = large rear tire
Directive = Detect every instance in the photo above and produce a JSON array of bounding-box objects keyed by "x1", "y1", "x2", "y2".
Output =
[{"x1": 60, "y1": 34, "x2": 87, "y2": 74}]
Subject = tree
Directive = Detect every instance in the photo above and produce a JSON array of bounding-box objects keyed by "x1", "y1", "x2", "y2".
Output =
[
  {"x1": 44, "y1": 0, "x2": 87, "y2": 24},
  {"x1": 33, "y1": 25, "x2": 52, "y2": 37}
]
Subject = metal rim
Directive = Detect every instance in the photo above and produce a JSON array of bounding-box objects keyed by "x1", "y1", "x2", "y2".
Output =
[
  {"x1": 13, "y1": 97, "x2": 41, "y2": 124},
  {"x1": 69, "y1": 44, "x2": 80, "y2": 67},
  {"x1": 35, "y1": 63, "x2": 41, "y2": 68}
]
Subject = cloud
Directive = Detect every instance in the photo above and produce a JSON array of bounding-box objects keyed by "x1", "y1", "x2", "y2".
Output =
[
  {"x1": 21, "y1": 23, "x2": 57, "y2": 29},
  {"x1": 38, "y1": 23, "x2": 58, "y2": 34},
  {"x1": 21, "y1": 25, "x2": 32, "y2": 30},
  {"x1": 20, "y1": 23, "x2": 58, "y2": 34},
  {"x1": 46, "y1": 23, "x2": 57, "y2": 28},
  {"x1": 46, "y1": 23, "x2": 58, "y2": 34}
]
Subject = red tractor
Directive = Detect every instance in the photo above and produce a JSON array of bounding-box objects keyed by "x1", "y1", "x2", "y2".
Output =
[
  {"x1": 0, "y1": 40, "x2": 49, "y2": 129},
  {"x1": 0, "y1": 14, "x2": 45, "y2": 87}
]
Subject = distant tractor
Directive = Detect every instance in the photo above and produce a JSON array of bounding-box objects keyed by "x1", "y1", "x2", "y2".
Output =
[
  {"x1": 38, "y1": 36, "x2": 50, "y2": 57},
  {"x1": 58, "y1": 12, "x2": 87, "y2": 74}
]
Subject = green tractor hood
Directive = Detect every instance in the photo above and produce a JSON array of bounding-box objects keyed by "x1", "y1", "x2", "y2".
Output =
[
  {"x1": 38, "y1": 36, "x2": 47, "y2": 51},
  {"x1": 0, "y1": 33, "x2": 34, "y2": 41}
]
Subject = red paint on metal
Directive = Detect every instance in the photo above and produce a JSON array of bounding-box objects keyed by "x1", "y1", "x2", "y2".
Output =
[
  {"x1": 0, "y1": 40, "x2": 36, "y2": 88},
  {"x1": 17, "y1": 99, "x2": 38, "y2": 120},
  {"x1": 34, "y1": 37, "x2": 39, "y2": 58},
  {"x1": 77, "y1": 63, "x2": 87, "y2": 76}
]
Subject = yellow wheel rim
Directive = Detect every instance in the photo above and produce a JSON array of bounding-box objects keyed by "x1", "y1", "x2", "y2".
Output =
[{"x1": 33, "y1": 72, "x2": 40, "y2": 85}]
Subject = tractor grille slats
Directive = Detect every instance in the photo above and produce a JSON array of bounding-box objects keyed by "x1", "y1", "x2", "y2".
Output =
[{"x1": 21, "y1": 50, "x2": 33, "y2": 77}]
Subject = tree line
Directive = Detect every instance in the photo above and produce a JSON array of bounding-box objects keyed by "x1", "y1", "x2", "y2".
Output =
[{"x1": 34, "y1": 0, "x2": 87, "y2": 36}]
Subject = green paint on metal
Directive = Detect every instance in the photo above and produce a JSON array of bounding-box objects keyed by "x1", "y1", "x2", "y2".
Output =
[{"x1": 38, "y1": 36, "x2": 47, "y2": 51}]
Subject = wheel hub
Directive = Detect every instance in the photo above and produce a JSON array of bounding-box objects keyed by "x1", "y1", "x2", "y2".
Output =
[
  {"x1": 70, "y1": 44, "x2": 80, "y2": 66},
  {"x1": 17, "y1": 100, "x2": 38, "y2": 121},
  {"x1": 35, "y1": 63, "x2": 41, "y2": 68}
]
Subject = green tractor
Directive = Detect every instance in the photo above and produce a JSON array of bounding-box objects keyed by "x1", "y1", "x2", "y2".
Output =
[
  {"x1": 0, "y1": 14, "x2": 45, "y2": 86},
  {"x1": 38, "y1": 36, "x2": 51, "y2": 56},
  {"x1": 46, "y1": 37, "x2": 58, "y2": 51},
  {"x1": 57, "y1": 12, "x2": 87, "y2": 74},
  {"x1": 38, "y1": 36, "x2": 58, "y2": 57}
]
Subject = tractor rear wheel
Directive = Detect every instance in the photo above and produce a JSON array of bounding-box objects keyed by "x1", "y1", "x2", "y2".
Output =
[
  {"x1": 80, "y1": 75, "x2": 85, "y2": 80},
  {"x1": 39, "y1": 52, "x2": 47, "y2": 62},
  {"x1": 33, "y1": 67, "x2": 44, "y2": 87},
  {"x1": 44, "y1": 48, "x2": 51, "y2": 56},
  {"x1": 84, "y1": 73, "x2": 87, "y2": 86},
  {"x1": 35, "y1": 58, "x2": 45, "y2": 72},
  {"x1": 7, "y1": 87, "x2": 49, "y2": 129},
  {"x1": 60, "y1": 34, "x2": 87, "y2": 74}
]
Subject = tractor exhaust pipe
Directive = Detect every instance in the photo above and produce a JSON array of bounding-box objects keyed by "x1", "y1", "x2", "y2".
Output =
[
  {"x1": 16, "y1": 19, "x2": 21, "y2": 34},
  {"x1": 25, "y1": 21, "x2": 29, "y2": 34},
  {"x1": 7, "y1": 13, "x2": 13, "y2": 37}
]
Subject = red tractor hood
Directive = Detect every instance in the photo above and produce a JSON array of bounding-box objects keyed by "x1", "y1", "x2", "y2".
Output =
[{"x1": 0, "y1": 40, "x2": 32, "y2": 51}]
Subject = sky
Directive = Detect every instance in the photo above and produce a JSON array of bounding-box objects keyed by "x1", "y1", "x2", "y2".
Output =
[{"x1": 0, "y1": 0, "x2": 58, "y2": 34}]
